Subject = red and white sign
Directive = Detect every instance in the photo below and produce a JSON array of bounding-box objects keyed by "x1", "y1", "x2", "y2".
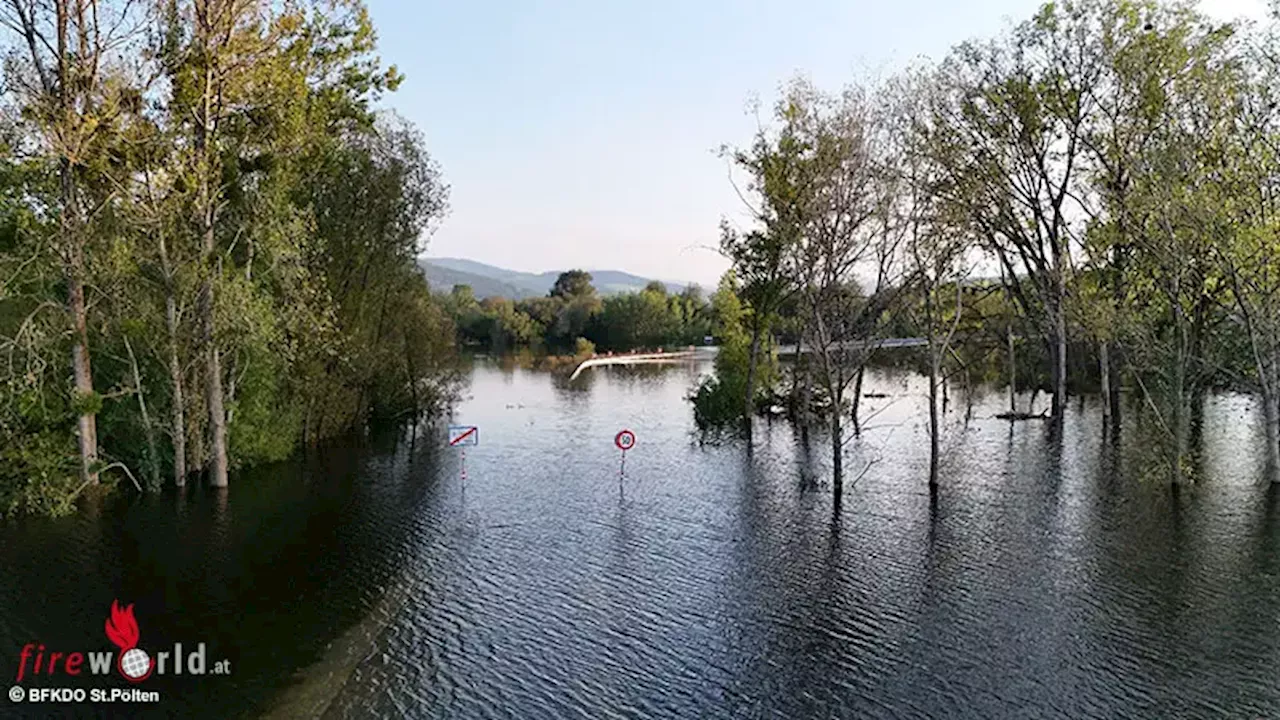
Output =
[
  {"x1": 614, "y1": 429, "x2": 636, "y2": 451},
  {"x1": 448, "y1": 425, "x2": 478, "y2": 447}
]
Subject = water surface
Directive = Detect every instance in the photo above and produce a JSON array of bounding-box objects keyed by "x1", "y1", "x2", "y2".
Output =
[{"x1": 2, "y1": 358, "x2": 1279, "y2": 718}]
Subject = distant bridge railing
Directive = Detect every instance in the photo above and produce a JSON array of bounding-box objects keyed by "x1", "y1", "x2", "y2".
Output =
[
  {"x1": 568, "y1": 348, "x2": 711, "y2": 381},
  {"x1": 567, "y1": 339, "x2": 924, "y2": 381},
  {"x1": 776, "y1": 337, "x2": 927, "y2": 355}
]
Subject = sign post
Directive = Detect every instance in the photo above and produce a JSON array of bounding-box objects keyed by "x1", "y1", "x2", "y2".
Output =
[
  {"x1": 448, "y1": 425, "x2": 479, "y2": 483},
  {"x1": 614, "y1": 429, "x2": 636, "y2": 488}
]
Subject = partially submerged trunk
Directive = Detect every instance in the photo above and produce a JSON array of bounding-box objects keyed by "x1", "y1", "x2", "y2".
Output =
[
  {"x1": 743, "y1": 320, "x2": 763, "y2": 436},
  {"x1": 124, "y1": 337, "x2": 160, "y2": 490},
  {"x1": 831, "y1": 400, "x2": 843, "y2": 506},
  {"x1": 1265, "y1": 389, "x2": 1280, "y2": 484},
  {"x1": 196, "y1": 32, "x2": 228, "y2": 489},
  {"x1": 798, "y1": 342, "x2": 811, "y2": 446},
  {"x1": 1051, "y1": 294, "x2": 1068, "y2": 425},
  {"x1": 1007, "y1": 324, "x2": 1017, "y2": 414},
  {"x1": 1170, "y1": 326, "x2": 1189, "y2": 486},
  {"x1": 1001, "y1": 266, "x2": 1017, "y2": 415},
  {"x1": 851, "y1": 364, "x2": 865, "y2": 436},
  {"x1": 404, "y1": 326, "x2": 420, "y2": 417},
  {"x1": 64, "y1": 166, "x2": 99, "y2": 486},
  {"x1": 68, "y1": 245, "x2": 98, "y2": 485},
  {"x1": 159, "y1": 236, "x2": 186, "y2": 487},
  {"x1": 1264, "y1": 352, "x2": 1280, "y2": 484},
  {"x1": 1099, "y1": 340, "x2": 1112, "y2": 425},
  {"x1": 928, "y1": 347, "x2": 940, "y2": 489},
  {"x1": 166, "y1": 299, "x2": 187, "y2": 486},
  {"x1": 1108, "y1": 356, "x2": 1123, "y2": 426},
  {"x1": 202, "y1": 282, "x2": 228, "y2": 488}
]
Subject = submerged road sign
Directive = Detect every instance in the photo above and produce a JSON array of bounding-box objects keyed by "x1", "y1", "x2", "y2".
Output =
[
  {"x1": 448, "y1": 425, "x2": 479, "y2": 447},
  {"x1": 615, "y1": 429, "x2": 636, "y2": 451},
  {"x1": 615, "y1": 429, "x2": 635, "y2": 490}
]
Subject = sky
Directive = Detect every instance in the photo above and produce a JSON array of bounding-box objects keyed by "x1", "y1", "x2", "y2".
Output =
[{"x1": 366, "y1": 0, "x2": 1269, "y2": 287}]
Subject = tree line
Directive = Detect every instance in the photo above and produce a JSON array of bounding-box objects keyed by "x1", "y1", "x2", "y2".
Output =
[
  {"x1": 0, "y1": 0, "x2": 456, "y2": 515},
  {"x1": 442, "y1": 270, "x2": 714, "y2": 356},
  {"x1": 701, "y1": 0, "x2": 1280, "y2": 501}
]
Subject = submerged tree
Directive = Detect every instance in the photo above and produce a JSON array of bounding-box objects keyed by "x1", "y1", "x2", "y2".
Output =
[
  {"x1": 718, "y1": 88, "x2": 813, "y2": 435},
  {"x1": 1218, "y1": 16, "x2": 1280, "y2": 483},
  {"x1": 781, "y1": 79, "x2": 908, "y2": 503},
  {"x1": 892, "y1": 68, "x2": 971, "y2": 488},
  {"x1": 0, "y1": 0, "x2": 458, "y2": 515},
  {"x1": 924, "y1": 1, "x2": 1106, "y2": 426},
  {"x1": 1093, "y1": 4, "x2": 1238, "y2": 484},
  {"x1": 0, "y1": 0, "x2": 148, "y2": 486}
]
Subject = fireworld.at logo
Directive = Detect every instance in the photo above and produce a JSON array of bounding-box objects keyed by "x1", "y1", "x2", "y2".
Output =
[{"x1": 14, "y1": 599, "x2": 231, "y2": 683}]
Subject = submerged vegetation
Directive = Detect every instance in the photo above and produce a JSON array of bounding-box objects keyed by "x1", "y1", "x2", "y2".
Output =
[
  {"x1": 701, "y1": 0, "x2": 1280, "y2": 498},
  {"x1": 0, "y1": 0, "x2": 457, "y2": 515},
  {"x1": 5, "y1": 0, "x2": 1280, "y2": 518}
]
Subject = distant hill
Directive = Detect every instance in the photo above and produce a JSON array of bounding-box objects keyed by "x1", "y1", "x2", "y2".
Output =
[
  {"x1": 420, "y1": 257, "x2": 699, "y2": 299},
  {"x1": 418, "y1": 261, "x2": 535, "y2": 299}
]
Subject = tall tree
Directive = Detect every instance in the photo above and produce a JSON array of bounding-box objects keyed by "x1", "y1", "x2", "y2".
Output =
[
  {"x1": 892, "y1": 68, "x2": 971, "y2": 488},
  {"x1": 925, "y1": 0, "x2": 1104, "y2": 425},
  {"x1": 786, "y1": 80, "x2": 905, "y2": 503},
  {"x1": 719, "y1": 84, "x2": 813, "y2": 434},
  {"x1": 0, "y1": 0, "x2": 144, "y2": 485},
  {"x1": 1102, "y1": 5, "x2": 1237, "y2": 484},
  {"x1": 164, "y1": 0, "x2": 305, "y2": 486},
  {"x1": 1216, "y1": 14, "x2": 1280, "y2": 481}
]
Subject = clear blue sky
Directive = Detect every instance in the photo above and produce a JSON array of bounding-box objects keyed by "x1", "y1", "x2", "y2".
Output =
[{"x1": 367, "y1": 0, "x2": 1264, "y2": 287}]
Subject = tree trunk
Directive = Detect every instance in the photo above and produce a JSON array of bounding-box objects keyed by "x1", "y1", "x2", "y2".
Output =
[
  {"x1": 744, "y1": 320, "x2": 762, "y2": 435},
  {"x1": 798, "y1": 340, "x2": 811, "y2": 446},
  {"x1": 63, "y1": 163, "x2": 98, "y2": 486},
  {"x1": 202, "y1": 283, "x2": 228, "y2": 488},
  {"x1": 851, "y1": 364, "x2": 865, "y2": 436},
  {"x1": 1264, "y1": 388, "x2": 1280, "y2": 484},
  {"x1": 196, "y1": 31, "x2": 228, "y2": 489},
  {"x1": 199, "y1": 221, "x2": 228, "y2": 487},
  {"x1": 1171, "y1": 338, "x2": 1188, "y2": 486},
  {"x1": 1108, "y1": 355, "x2": 1122, "y2": 425},
  {"x1": 1099, "y1": 340, "x2": 1112, "y2": 426},
  {"x1": 165, "y1": 293, "x2": 187, "y2": 487},
  {"x1": 929, "y1": 349, "x2": 940, "y2": 489},
  {"x1": 159, "y1": 235, "x2": 186, "y2": 487},
  {"x1": 1051, "y1": 294, "x2": 1067, "y2": 424},
  {"x1": 404, "y1": 327, "x2": 419, "y2": 417},
  {"x1": 1007, "y1": 320, "x2": 1017, "y2": 414},
  {"x1": 790, "y1": 332, "x2": 804, "y2": 418},
  {"x1": 124, "y1": 337, "x2": 160, "y2": 490},
  {"x1": 831, "y1": 404, "x2": 843, "y2": 505},
  {"x1": 68, "y1": 248, "x2": 98, "y2": 485}
]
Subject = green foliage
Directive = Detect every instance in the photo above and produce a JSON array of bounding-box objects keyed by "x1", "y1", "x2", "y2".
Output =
[
  {"x1": 444, "y1": 276, "x2": 713, "y2": 355},
  {"x1": 550, "y1": 270, "x2": 596, "y2": 299},
  {"x1": 227, "y1": 346, "x2": 299, "y2": 465},
  {"x1": 586, "y1": 283, "x2": 710, "y2": 351},
  {"x1": 691, "y1": 272, "x2": 776, "y2": 429},
  {"x1": 0, "y1": 428, "x2": 81, "y2": 517},
  {"x1": 0, "y1": 0, "x2": 460, "y2": 514},
  {"x1": 573, "y1": 337, "x2": 596, "y2": 358}
]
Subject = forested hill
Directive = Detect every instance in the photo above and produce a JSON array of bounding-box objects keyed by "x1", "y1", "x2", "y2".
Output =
[{"x1": 420, "y1": 258, "x2": 697, "y2": 298}]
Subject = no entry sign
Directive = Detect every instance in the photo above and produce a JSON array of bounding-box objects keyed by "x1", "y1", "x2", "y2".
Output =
[
  {"x1": 448, "y1": 425, "x2": 479, "y2": 447},
  {"x1": 615, "y1": 429, "x2": 636, "y2": 451}
]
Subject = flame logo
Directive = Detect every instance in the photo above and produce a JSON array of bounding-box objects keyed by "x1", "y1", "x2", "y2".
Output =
[
  {"x1": 105, "y1": 601, "x2": 139, "y2": 651},
  {"x1": 105, "y1": 600, "x2": 152, "y2": 682}
]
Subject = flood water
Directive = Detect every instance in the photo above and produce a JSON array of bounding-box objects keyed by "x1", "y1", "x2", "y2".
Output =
[{"x1": 3, "y1": 357, "x2": 1280, "y2": 718}]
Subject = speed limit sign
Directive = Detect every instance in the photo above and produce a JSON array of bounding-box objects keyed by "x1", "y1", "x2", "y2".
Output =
[{"x1": 615, "y1": 429, "x2": 636, "y2": 451}]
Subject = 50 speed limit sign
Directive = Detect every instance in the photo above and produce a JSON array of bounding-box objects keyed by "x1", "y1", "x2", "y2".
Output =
[{"x1": 614, "y1": 429, "x2": 636, "y2": 451}]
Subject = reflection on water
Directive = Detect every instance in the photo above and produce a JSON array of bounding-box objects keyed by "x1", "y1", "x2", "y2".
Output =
[{"x1": 2, "y1": 360, "x2": 1279, "y2": 719}]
